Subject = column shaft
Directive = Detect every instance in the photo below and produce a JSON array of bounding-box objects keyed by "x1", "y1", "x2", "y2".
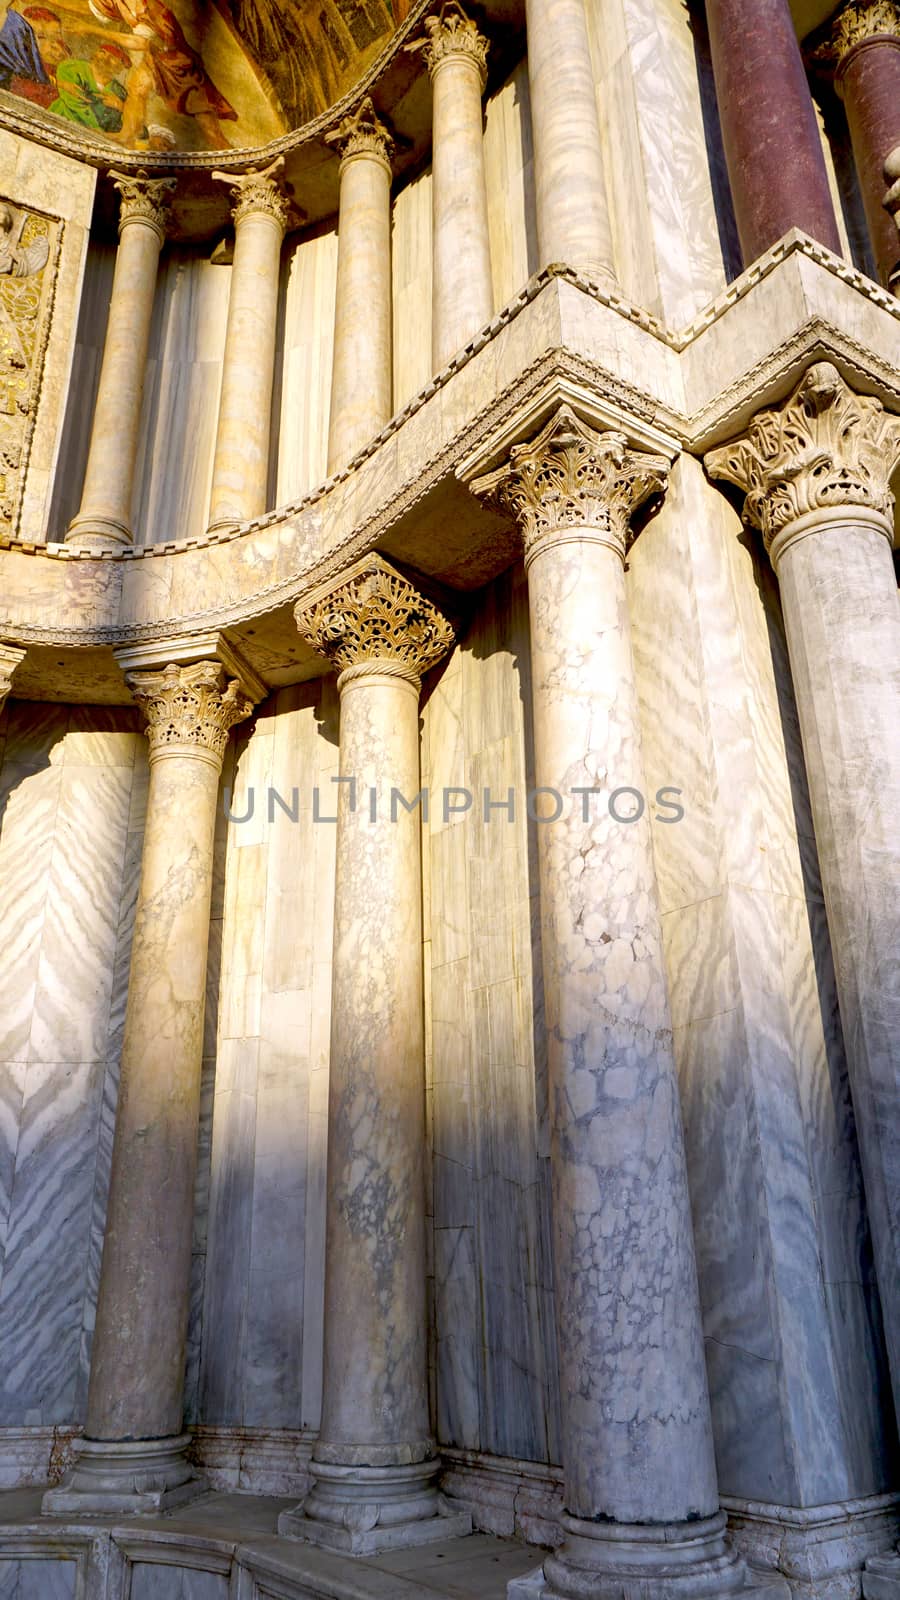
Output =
[
  {"x1": 524, "y1": 0, "x2": 615, "y2": 280},
  {"x1": 326, "y1": 101, "x2": 394, "y2": 473},
  {"x1": 208, "y1": 160, "x2": 287, "y2": 532},
  {"x1": 705, "y1": 0, "x2": 841, "y2": 264},
  {"x1": 67, "y1": 175, "x2": 173, "y2": 550},
  {"x1": 839, "y1": 39, "x2": 900, "y2": 284}
]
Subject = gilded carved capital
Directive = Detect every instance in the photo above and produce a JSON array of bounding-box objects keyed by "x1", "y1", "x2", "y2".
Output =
[
  {"x1": 110, "y1": 170, "x2": 177, "y2": 240},
  {"x1": 0, "y1": 643, "x2": 25, "y2": 711},
  {"x1": 470, "y1": 406, "x2": 669, "y2": 566},
  {"x1": 212, "y1": 155, "x2": 291, "y2": 231},
  {"x1": 127, "y1": 660, "x2": 255, "y2": 763},
  {"x1": 705, "y1": 362, "x2": 900, "y2": 550},
  {"x1": 408, "y1": 1, "x2": 489, "y2": 88},
  {"x1": 810, "y1": 0, "x2": 900, "y2": 72},
  {"x1": 325, "y1": 96, "x2": 393, "y2": 171},
  {"x1": 294, "y1": 555, "x2": 456, "y2": 687}
]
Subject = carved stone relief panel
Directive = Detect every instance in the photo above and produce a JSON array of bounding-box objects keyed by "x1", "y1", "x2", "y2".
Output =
[{"x1": 0, "y1": 196, "x2": 61, "y2": 535}]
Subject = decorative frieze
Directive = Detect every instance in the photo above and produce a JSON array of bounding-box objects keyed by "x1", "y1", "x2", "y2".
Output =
[
  {"x1": 471, "y1": 405, "x2": 669, "y2": 565},
  {"x1": 126, "y1": 660, "x2": 254, "y2": 762},
  {"x1": 294, "y1": 554, "x2": 456, "y2": 684},
  {"x1": 110, "y1": 170, "x2": 177, "y2": 241},
  {"x1": 212, "y1": 155, "x2": 291, "y2": 231},
  {"x1": 705, "y1": 362, "x2": 900, "y2": 549},
  {"x1": 325, "y1": 96, "x2": 393, "y2": 171},
  {"x1": 410, "y1": 0, "x2": 489, "y2": 88}
]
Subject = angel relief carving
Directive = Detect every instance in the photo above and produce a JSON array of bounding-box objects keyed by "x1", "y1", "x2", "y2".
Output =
[{"x1": 0, "y1": 199, "x2": 57, "y2": 531}]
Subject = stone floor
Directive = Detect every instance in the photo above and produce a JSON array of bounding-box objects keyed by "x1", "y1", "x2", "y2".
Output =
[{"x1": 0, "y1": 1488, "x2": 543, "y2": 1598}]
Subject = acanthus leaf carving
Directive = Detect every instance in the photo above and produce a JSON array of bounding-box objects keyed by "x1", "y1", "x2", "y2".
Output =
[
  {"x1": 704, "y1": 361, "x2": 900, "y2": 549},
  {"x1": 325, "y1": 96, "x2": 394, "y2": 169},
  {"x1": 127, "y1": 660, "x2": 255, "y2": 762},
  {"x1": 469, "y1": 405, "x2": 669, "y2": 564},
  {"x1": 110, "y1": 170, "x2": 177, "y2": 239},
  {"x1": 810, "y1": 0, "x2": 900, "y2": 71},
  {"x1": 212, "y1": 155, "x2": 292, "y2": 231},
  {"x1": 406, "y1": 0, "x2": 489, "y2": 88},
  {"x1": 294, "y1": 554, "x2": 456, "y2": 684}
]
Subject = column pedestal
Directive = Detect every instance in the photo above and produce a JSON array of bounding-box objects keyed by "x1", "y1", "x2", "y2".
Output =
[{"x1": 278, "y1": 556, "x2": 469, "y2": 1556}]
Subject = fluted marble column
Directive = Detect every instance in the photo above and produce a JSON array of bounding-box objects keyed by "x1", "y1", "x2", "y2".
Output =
[
  {"x1": 66, "y1": 172, "x2": 175, "y2": 551},
  {"x1": 325, "y1": 98, "x2": 394, "y2": 472},
  {"x1": 279, "y1": 556, "x2": 470, "y2": 1555},
  {"x1": 44, "y1": 650, "x2": 258, "y2": 1516},
  {"x1": 208, "y1": 158, "x2": 289, "y2": 533},
  {"x1": 0, "y1": 644, "x2": 25, "y2": 713},
  {"x1": 707, "y1": 366, "x2": 900, "y2": 1474},
  {"x1": 413, "y1": 2, "x2": 493, "y2": 370},
  {"x1": 705, "y1": 0, "x2": 841, "y2": 265},
  {"x1": 812, "y1": 1, "x2": 900, "y2": 286},
  {"x1": 472, "y1": 411, "x2": 771, "y2": 1600},
  {"x1": 524, "y1": 0, "x2": 615, "y2": 281}
]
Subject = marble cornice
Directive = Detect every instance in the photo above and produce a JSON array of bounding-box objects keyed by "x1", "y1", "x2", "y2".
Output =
[{"x1": 2, "y1": 235, "x2": 900, "y2": 702}]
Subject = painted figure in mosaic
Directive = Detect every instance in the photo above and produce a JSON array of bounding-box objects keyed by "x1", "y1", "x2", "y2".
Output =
[{"x1": 0, "y1": 0, "x2": 51, "y2": 100}]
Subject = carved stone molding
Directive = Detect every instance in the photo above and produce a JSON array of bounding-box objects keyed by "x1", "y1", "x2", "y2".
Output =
[
  {"x1": 126, "y1": 660, "x2": 255, "y2": 762},
  {"x1": 469, "y1": 404, "x2": 669, "y2": 566},
  {"x1": 212, "y1": 156, "x2": 291, "y2": 232},
  {"x1": 705, "y1": 361, "x2": 900, "y2": 548},
  {"x1": 110, "y1": 171, "x2": 177, "y2": 241},
  {"x1": 325, "y1": 96, "x2": 393, "y2": 172},
  {"x1": 408, "y1": 1, "x2": 489, "y2": 88},
  {"x1": 810, "y1": 0, "x2": 900, "y2": 72},
  {"x1": 294, "y1": 554, "x2": 456, "y2": 687},
  {"x1": 0, "y1": 642, "x2": 25, "y2": 709}
]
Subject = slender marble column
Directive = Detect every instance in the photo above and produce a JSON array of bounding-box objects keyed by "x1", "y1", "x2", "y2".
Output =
[
  {"x1": 43, "y1": 655, "x2": 256, "y2": 1515},
  {"x1": 279, "y1": 556, "x2": 470, "y2": 1556},
  {"x1": 705, "y1": 0, "x2": 841, "y2": 265},
  {"x1": 524, "y1": 0, "x2": 615, "y2": 282},
  {"x1": 471, "y1": 411, "x2": 766, "y2": 1600},
  {"x1": 412, "y1": 2, "x2": 493, "y2": 371},
  {"x1": 812, "y1": 1, "x2": 900, "y2": 286},
  {"x1": 324, "y1": 98, "x2": 394, "y2": 472},
  {"x1": 0, "y1": 644, "x2": 25, "y2": 713},
  {"x1": 66, "y1": 172, "x2": 175, "y2": 551},
  {"x1": 706, "y1": 364, "x2": 900, "y2": 1452},
  {"x1": 207, "y1": 158, "x2": 289, "y2": 533}
]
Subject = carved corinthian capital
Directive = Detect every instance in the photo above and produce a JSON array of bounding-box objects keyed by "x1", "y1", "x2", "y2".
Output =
[
  {"x1": 470, "y1": 406, "x2": 669, "y2": 566},
  {"x1": 110, "y1": 170, "x2": 178, "y2": 241},
  {"x1": 705, "y1": 362, "x2": 900, "y2": 551},
  {"x1": 408, "y1": 0, "x2": 489, "y2": 88},
  {"x1": 294, "y1": 555, "x2": 456, "y2": 688},
  {"x1": 0, "y1": 643, "x2": 25, "y2": 713},
  {"x1": 325, "y1": 96, "x2": 393, "y2": 172},
  {"x1": 811, "y1": 0, "x2": 900, "y2": 71},
  {"x1": 212, "y1": 156, "x2": 291, "y2": 231},
  {"x1": 127, "y1": 661, "x2": 255, "y2": 764}
]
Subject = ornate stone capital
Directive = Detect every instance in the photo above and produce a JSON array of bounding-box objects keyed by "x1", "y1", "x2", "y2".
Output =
[
  {"x1": 212, "y1": 156, "x2": 291, "y2": 231},
  {"x1": 408, "y1": 1, "x2": 489, "y2": 88},
  {"x1": 127, "y1": 660, "x2": 255, "y2": 763},
  {"x1": 705, "y1": 362, "x2": 900, "y2": 550},
  {"x1": 810, "y1": 1, "x2": 900, "y2": 73},
  {"x1": 294, "y1": 555, "x2": 456, "y2": 688},
  {"x1": 110, "y1": 170, "x2": 177, "y2": 241},
  {"x1": 0, "y1": 643, "x2": 25, "y2": 711},
  {"x1": 325, "y1": 96, "x2": 394, "y2": 172},
  {"x1": 470, "y1": 406, "x2": 669, "y2": 566}
]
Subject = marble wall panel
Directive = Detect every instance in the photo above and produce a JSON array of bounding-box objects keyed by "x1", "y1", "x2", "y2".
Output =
[
  {"x1": 482, "y1": 62, "x2": 539, "y2": 313},
  {"x1": 0, "y1": 1558, "x2": 77, "y2": 1599},
  {"x1": 273, "y1": 228, "x2": 339, "y2": 506},
  {"x1": 392, "y1": 166, "x2": 433, "y2": 411},
  {"x1": 422, "y1": 564, "x2": 560, "y2": 1467},
  {"x1": 627, "y1": 453, "x2": 896, "y2": 1506},
  {"x1": 129, "y1": 1566, "x2": 228, "y2": 1600}
]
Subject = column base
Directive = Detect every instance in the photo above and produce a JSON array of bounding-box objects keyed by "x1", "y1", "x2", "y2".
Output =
[
  {"x1": 65, "y1": 513, "x2": 132, "y2": 551},
  {"x1": 865, "y1": 1551, "x2": 900, "y2": 1598},
  {"x1": 527, "y1": 1511, "x2": 789, "y2": 1600},
  {"x1": 41, "y1": 1433, "x2": 207, "y2": 1517},
  {"x1": 277, "y1": 1457, "x2": 473, "y2": 1556},
  {"x1": 205, "y1": 516, "x2": 241, "y2": 537}
]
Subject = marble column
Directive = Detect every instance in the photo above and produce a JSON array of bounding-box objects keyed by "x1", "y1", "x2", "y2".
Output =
[
  {"x1": 705, "y1": 0, "x2": 841, "y2": 265},
  {"x1": 207, "y1": 158, "x2": 289, "y2": 534},
  {"x1": 706, "y1": 365, "x2": 900, "y2": 1470},
  {"x1": 66, "y1": 172, "x2": 175, "y2": 551},
  {"x1": 43, "y1": 649, "x2": 257, "y2": 1515},
  {"x1": 412, "y1": 2, "x2": 494, "y2": 371},
  {"x1": 324, "y1": 98, "x2": 394, "y2": 473},
  {"x1": 812, "y1": 1, "x2": 900, "y2": 287},
  {"x1": 524, "y1": 0, "x2": 615, "y2": 282},
  {"x1": 0, "y1": 644, "x2": 25, "y2": 714},
  {"x1": 471, "y1": 411, "x2": 773, "y2": 1600},
  {"x1": 278, "y1": 555, "x2": 470, "y2": 1555}
]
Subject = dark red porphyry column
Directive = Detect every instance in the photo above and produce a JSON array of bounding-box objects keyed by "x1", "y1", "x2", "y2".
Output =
[
  {"x1": 705, "y1": 0, "x2": 842, "y2": 265},
  {"x1": 814, "y1": 3, "x2": 900, "y2": 287}
]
